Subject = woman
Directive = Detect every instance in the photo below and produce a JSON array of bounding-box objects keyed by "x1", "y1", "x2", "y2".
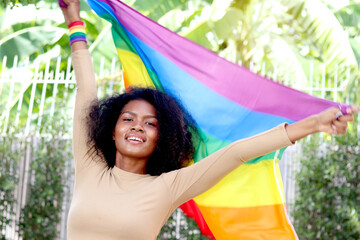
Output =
[{"x1": 60, "y1": 0, "x2": 358, "y2": 239}]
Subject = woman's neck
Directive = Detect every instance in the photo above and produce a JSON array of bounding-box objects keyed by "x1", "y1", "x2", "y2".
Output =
[{"x1": 114, "y1": 153, "x2": 147, "y2": 174}]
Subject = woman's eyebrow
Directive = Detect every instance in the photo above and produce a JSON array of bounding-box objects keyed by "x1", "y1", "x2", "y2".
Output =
[
  {"x1": 144, "y1": 115, "x2": 157, "y2": 119},
  {"x1": 120, "y1": 111, "x2": 135, "y2": 115},
  {"x1": 121, "y1": 111, "x2": 157, "y2": 119}
]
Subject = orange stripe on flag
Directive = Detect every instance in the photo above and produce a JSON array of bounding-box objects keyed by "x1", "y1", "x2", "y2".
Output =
[{"x1": 197, "y1": 204, "x2": 297, "y2": 240}]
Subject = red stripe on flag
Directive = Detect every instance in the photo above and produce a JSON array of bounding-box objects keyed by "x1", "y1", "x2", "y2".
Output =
[{"x1": 180, "y1": 200, "x2": 215, "y2": 239}]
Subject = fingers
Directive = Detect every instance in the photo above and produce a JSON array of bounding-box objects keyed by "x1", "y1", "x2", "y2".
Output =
[
  {"x1": 331, "y1": 119, "x2": 348, "y2": 134},
  {"x1": 62, "y1": 0, "x2": 78, "y2": 6},
  {"x1": 336, "y1": 114, "x2": 354, "y2": 123},
  {"x1": 59, "y1": 0, "x2": 81, "y2": 25},
  {"x1": 333, "y1": 105, "x2": 358, "y2": 122},
  {"x1": 59, "y1": 0, "x2": 68, "y2": 8},
  {"x1": 318, "y1": 105, "x2": 358, "y2": 135},
  {"x1": 346, "y1": 105, "x2": 359, "y2": 114},
  {"x1": 330, "y1": 105, "x2": 358, "y2": 134}
]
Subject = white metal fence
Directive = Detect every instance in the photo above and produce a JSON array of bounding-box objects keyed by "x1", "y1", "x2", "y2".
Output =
[
  {"x1": 0, "y1": 55, "x2": 358, "y2": 239},
  {"x1": 0, "y1": 55, "x2": 122, "y2": 240}
]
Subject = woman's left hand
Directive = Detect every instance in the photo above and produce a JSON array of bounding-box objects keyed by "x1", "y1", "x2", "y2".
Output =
[
  {"x1": 316, "y1": 105, "x2": 359, "y2": 135},
  {"x1": 286, "y1": 105, "x2": 359, "y2": 143}
]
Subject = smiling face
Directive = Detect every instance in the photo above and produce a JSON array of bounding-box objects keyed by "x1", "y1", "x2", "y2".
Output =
[{"x1": 112, "y1": 100, "x2": 159, "y2": 168}]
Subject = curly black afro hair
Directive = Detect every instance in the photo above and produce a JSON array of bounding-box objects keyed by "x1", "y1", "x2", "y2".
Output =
[{"x1": 87, "y1": 87, "x2": 198, "y2": 176}]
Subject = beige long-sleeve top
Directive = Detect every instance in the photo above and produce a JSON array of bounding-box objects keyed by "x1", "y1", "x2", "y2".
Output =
[{"x1": 67, "y1": 49, "x2": 294, "y2": 240}]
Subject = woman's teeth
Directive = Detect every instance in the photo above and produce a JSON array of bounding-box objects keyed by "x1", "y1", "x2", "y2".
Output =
[{"x1": 127, "y1": 137, "x2": 144, "y2": 142}]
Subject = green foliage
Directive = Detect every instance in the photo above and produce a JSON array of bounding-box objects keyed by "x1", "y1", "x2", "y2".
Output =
[
  {"x1": 0, "y1": 26, "x2": 66, "y2": 68},
  {"x1": 0, "y1": 135, "x2": 21, "y2": 240},
  {"x1": 132, "y1": 0, "x2": 206, "y2": 21},
  {"x1": 0, "y1": 113, "x2": 73, "y2": 240},
  {"x1": 293, "y1": 128, "x2": 360, "y2": 239},
  {"x1": 17, "y1": 114, "x2": 72, "y2": 240},
  {"x1": 1, "y1": 0, "x2": 36, "y2": 8},
  {"x1": 333, "y1": 2, "x2": 360, "y2": 98},
  {"x1": 0, "y1": 0, "x2": 57, "y2": 8}
]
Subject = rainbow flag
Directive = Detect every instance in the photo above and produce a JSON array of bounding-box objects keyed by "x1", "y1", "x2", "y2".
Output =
[{"x1": 88, "y1": 0, "x2": 345, "y2": 239}]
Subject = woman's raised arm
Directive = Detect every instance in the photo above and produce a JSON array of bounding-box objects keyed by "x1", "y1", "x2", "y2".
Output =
[{"x1": 60, "y1": 0, "x2": 98, "y2": 168}]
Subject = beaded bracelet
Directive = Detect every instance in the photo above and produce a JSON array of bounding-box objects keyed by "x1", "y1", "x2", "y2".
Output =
[{"x1": 68, "y1": 21, "x2": 87, "y2": 45}]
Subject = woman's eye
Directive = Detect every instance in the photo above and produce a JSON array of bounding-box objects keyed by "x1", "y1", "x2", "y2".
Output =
[
  {"x1": 146, "y1": 122, "x2": 156, "y2": 127},
  {"x1": 123, "y1": 118, "x2": 133, "y2": 121}
]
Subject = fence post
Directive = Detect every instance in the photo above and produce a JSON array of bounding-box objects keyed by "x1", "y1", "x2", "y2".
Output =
[
  {"x1": 50, "y1": 57, "x2": 62, "y2": 117},
  {"x1": 37, "y1": 58, "x2": 51, "y2": 128},
  {"x1": 3, "y1": 56, "x2": 18, "y2": 133},
  {"x1": 25, "y1": 61, "x2": 40, "y2": 136},
  {"x1": 14, "y1": 58, "x2": 30, "y2": 130}
]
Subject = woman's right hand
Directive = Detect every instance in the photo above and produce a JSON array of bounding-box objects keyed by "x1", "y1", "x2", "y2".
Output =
[
  {"x1": 60, "y1": 0, "x2": 87, "y2": 51},
  {"x1": 60, "y1": 0, "x2": 81, "y2": 26}
]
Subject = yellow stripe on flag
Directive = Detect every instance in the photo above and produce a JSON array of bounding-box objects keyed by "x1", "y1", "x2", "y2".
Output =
[
  {"x1": 194, "y1": 159, "x2": 285, "y2": 208},
  {"x1": 117, "y1": 49, "x2": 154, "y2": 88}
]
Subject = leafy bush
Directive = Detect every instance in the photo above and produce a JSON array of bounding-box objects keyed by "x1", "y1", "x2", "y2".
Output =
[
  {"x1": 0, "y1": 136, "x2": 21, "y2": 240},
  {"x1": 293, "y1": 130, "x2": 360, "y2": 239},
  {"x1": 17, "y1": 115, "x2": 72, "y2": 240},
  {"x1": 158, "y1": 209, "x2": 209, "y2": 240}
]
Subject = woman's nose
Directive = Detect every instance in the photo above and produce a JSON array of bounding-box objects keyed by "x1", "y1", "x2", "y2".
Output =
[{"x1": 131, "y1": 124, "x2": 144, "y2": 132}]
